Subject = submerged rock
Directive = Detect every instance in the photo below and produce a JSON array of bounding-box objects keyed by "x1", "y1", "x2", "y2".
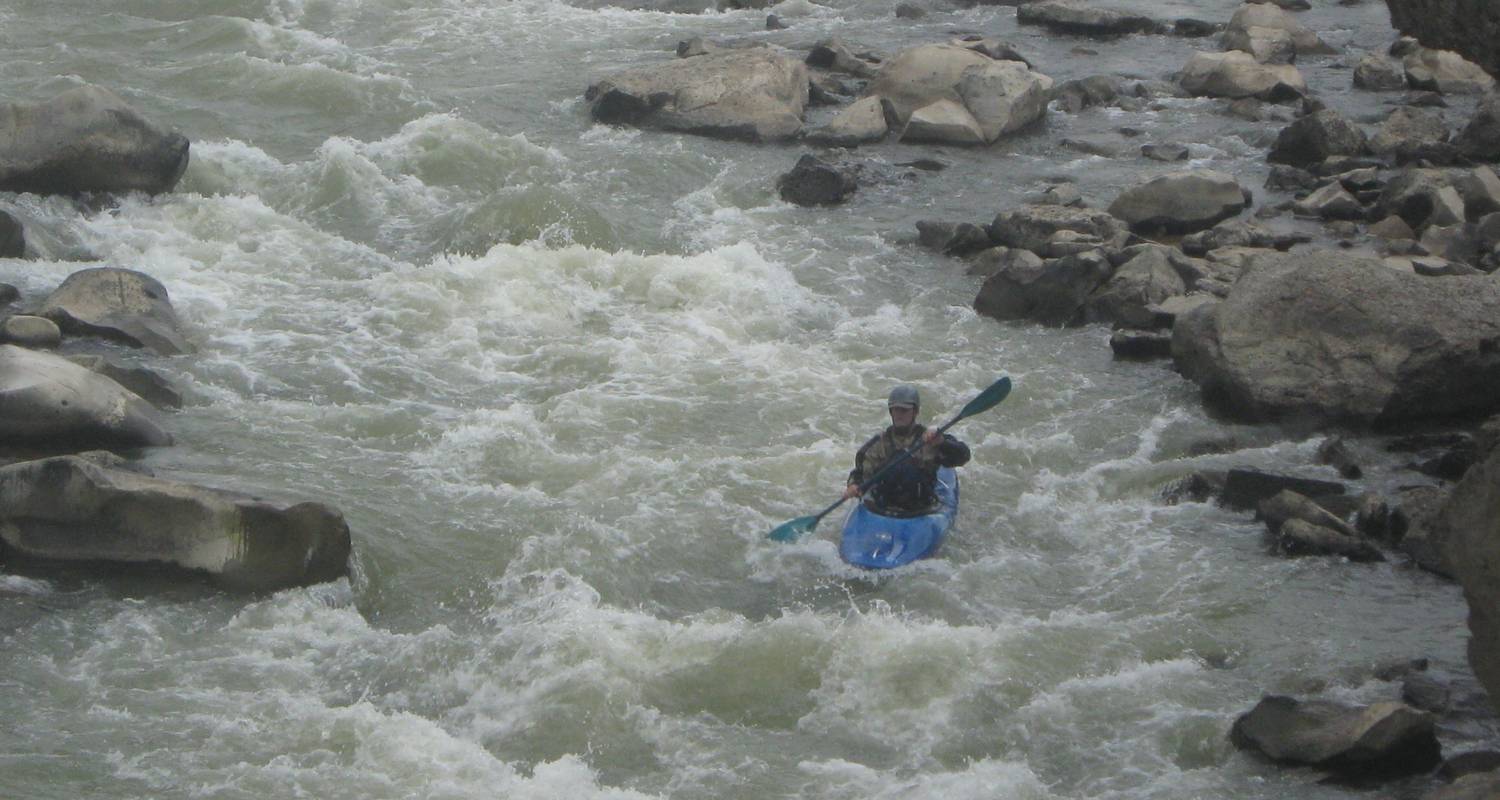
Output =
[
  {"x1": 0, "y1": 454, "x2": 351, "y2": 591},
  {"x1": 0, "y1": 86, "x2": 190, "y2": 197}
]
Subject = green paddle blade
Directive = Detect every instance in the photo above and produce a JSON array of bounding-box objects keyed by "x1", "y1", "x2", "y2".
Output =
[
  {"x1": 767, "y1": 514, "x2": 820, "y2": 543},
  {"x1": 952, "y1": 376, "x2": 1012, "y2": 425}
]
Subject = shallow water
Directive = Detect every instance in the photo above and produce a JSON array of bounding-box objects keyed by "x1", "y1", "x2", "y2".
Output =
[{"x1": 1, "y1": 0, "x2": 1494, "y2": 797}]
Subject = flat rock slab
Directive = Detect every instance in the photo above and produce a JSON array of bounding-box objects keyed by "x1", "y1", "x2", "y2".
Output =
[
  {"x1": 0, "y1": 344, "x2": 171, "y2": 450},
  {"x1": 0, "y1": 85, "x2": 189, "y2": 197},
  {"x1": 1221, "y1": 468, "x2": 1345, "y2": 510},
  {"x1": 37, "y1": 267, "x2": 193, "y2": 355},
  {"x1": 0, "y1": 454, "x2": 351, "y2": 592},
  {"x1": 586, "y1": 50, "x2": 808, "y2": 142}
]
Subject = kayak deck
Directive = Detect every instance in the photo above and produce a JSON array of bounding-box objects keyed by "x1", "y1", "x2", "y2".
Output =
[{"x1": 838, "y1": 468, "x2": 958, "y2": 569}]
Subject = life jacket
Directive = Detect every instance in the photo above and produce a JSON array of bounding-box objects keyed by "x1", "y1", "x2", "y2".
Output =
[{"x1": 861, "y1": 425, "x2": 941, "y2": 514}]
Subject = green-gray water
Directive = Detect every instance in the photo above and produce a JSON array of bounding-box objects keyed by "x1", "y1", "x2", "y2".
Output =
[{"x1": 1, "y1": 0, "x2": 1493, "y2": 797}]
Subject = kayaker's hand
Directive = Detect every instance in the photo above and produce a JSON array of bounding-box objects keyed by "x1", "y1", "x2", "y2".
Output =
[
  {"x1": 842, "y1": 483, "x2": 861, "y2": 500},
  {"x1": 922, "y1": 428, "x2": 941, "y2": 446}
]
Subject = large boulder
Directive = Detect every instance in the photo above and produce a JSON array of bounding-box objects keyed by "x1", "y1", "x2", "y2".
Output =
[
  {"x1": 1267, "y1": 110, "x2": 1369, "y2": 167},
  {"x1": 0, "y1": 344, "x2": 171, "y2": 449},
  {"x1": 1440, "y1": 446, "x2": 1500, "y2": 714},
  {"x1": 1107, "y1": 169, "x2": 1249, "y2": 235},
  {"x1": 1083, "y1": 247, "x2": 1186, "y2": 327},
  {"x1": 1179, "y1": 51, "x2": 1307, "y2": 100},
  {"x1": 0, "y1": 86, "x2": 189, "y2": 197},
  {"x1": 1403, "y1": 48, "x2": 1498, "y2": 95},
  {"x1": 0, "y1": 454, "x2": 350, "y2": 591},
  {"x1": 803, "y1": 96, "x2": 888, "y2": 146},
  {"x1": 867, "y1": 45, "x2": 1051, "y2": 145},
  {"x1": 777, "y1": 155, "x2": 858, "y2": 206},
  {"x1": 1225, "y1": 3, "x2": 1336, "y2": 56},
  {"x1": 1015, "y1": 0, "x2": 1165, "y2": 37},
  {"x1": 1222, "y1": 26, "x2": 1296, "y2": 65},
  {"x1": 0, "y1": 210, "x2": 22, "y2": 258},
  {"x1": 1171, "y1": 251, "x2": 1500, "y2": 425},
  {"x1": 585, "y1": 50, "x2": 808, "y2": 141},
  {"x1": 987, "y1": 204, "x2": 1125, "y2": 255},
  {"x1": 1455, "y1": 93, "x2": 1500, "y2": 162},
  {"x1": 973, "y1": 250, "x2": 1113, "y2": 327},
  {"x1": 1231, "y1": 695, "x2": 1441, "y2": 779},
  {"x1": 1369, "y1": 106, "x2": 1450, "y2": 156},
  {"x1": 1384, "y1": 0, "x2": 1500, "y2": 79},
  {"x1": 36, "y1": 267, "x2": 193, "y2": 355}
]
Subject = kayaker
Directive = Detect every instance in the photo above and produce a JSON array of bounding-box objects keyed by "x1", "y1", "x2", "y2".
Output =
[{"x1": 842, "y1": 385, "x2": 971, "y2": 516}]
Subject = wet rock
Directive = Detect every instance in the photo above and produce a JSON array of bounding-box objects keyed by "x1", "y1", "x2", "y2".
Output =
[
  {"x1": 0, "y1": 210, "x2": 22, "y2": 258},
  {"x1": 1109, "y1": 328, "x2": 1173, "y2": 359},
  {"x1": 765, "y1": 13, "x2": 786, "y2": 29},
  {"x1": 804, "y1": 96, "x2": 888, "y2": 146},
  {"x1": 1358, "y1": 493, "x2": 1395, "y2": 542},
  {"x1": 1050, "y1": 75, "x2": 1126, "y2": 113},
  {"x1": 987, "y1": 204, "x2": 1125, "y2": 254},
  {"x1": 1442, "y1": 444, "x2": 1500, "y2": 714},
  {"x1": 0, "y1": 315, "x2": 61, "y2": 349},
  {"x1": 894, "y1": 3, "x2": 927, "y2": 19},
  {"x1": 1394, "y1": 485, "x2": 1454, "y2": 576},
  {"x1": 1258, "y1": 489, "x2": 1359, "y2": 536},
  {"x1": 1043, "y1": 229, "x2": 1106, "y2": 257},
  {"x1": 1173, "y1": 250, "x2": 1500, "y2": 425},
  {"x1": 1083, "y1": 247, "x2": 1187, "y2": 327},
  {"x1": 1173, "y1": 18, "x2": 1223, "y2": 38},
  {"x1": 1231, "y1": 695, "x2": 1441, "y2": 779},
  {"x1": 1158, "y1": 470, "x2": 1225, "y2": 504},
  {"x1": 1223, "y1": 25, "x2": 1296, "y2": 65},
  {"x1": 1276, "y1": 518, "x2": 1386, "y2": 561},
  {"x1": 36, "y1": 267, "x2": 192, "y2": 356},
  {"x1": 1454, "y1": 93, "x2": 1500, "y2": 163},
  {"x1": 1015, "y1": 0, "x2": 1165, "y2": 37},
  {"x1": 1378, "y1": 168, "x2": 1463, "y2": 229},
  {"x1": 1220, "y1": 468, "x2": 1346, "y2": 511},
  {"x1": 972, "y1": 250, "x2": 1113, "y2": 326},
  {"x1": 1354, "y1": 54, "x2": 1408, "y2": 91},
  {"x1": 1265, "y1": 163, "x2": 1319, "y2": 192},
  {"x1": 1437, "y1": 751, "x2": 1500, "y2": 782},
  {"x1": 0, "y1": 344, "x2": 171, "y2": 450},
  {"x1": 0, "y1": 86, "x2": 190, "y2": 197},
  {"x1": 1383, "y1": 0, "x2": 1500, "y2": 79},
  {"x1": 1179, "y1": 51, "x2": 1307, "y2": 100},
  {"x1": 1293, "y1": 182, "x2": 1366, "y2": 220},
  {"x1": 1403, "y1": 48, "x2": 1496, "y2": 95},
  {"x1": 870, "y1": 45, "x2": 1052, "y2": 145},
  {"x1": 0, "y1": 454, "x2": 350, "y2": 592},
  {"x1": 1426, "y1": 771, "x2": 1500, "y2": 799},
  {"x1": 1402, "y1": 673, "x2": 1453, "y2": 712},
  {"x1": 1317, "y1": 437, "x2": 1364, "y2": 479},
  {"x1": 1227, "y1": 3, "x2": 1335, "y2": 56},
  {"x1": 1107, "y1": 169, "x2": 1250, "y2": 235},
  {"x1": 65, "y1": 354, "x2": 182, "y2": 411},
  {"x1": 903, "y1": 99, "x2": 986, "y2": 144},
  {"x1": 1141, "y1": 143, "x2": 1190, "y2": 162},
  {"x1": 777, "y1": 155, "x2": 859, "y2": 206},
  {"x1": 1145, "y1": 293, "x2": 1218, "y2": 328},
  {"x1": 1268, "y1": 110, "x2": 1370, "y2": 168},
  {"x1": 1035, "y1": 182, "x2": 1084, "y2": 207},
  {"x1": 1370, "y1": 107, "x2": 1450, "y2": 156},
  {"x1": 965, "y1": 245, "x2": 1043, "y2": 279},
  {"x1": 916, "y1": 220, "x2": 992, "y2": 256},
  {"x1": 807, "y1": 38, "x2": 880, "y2": 79},
  {"x1": 1181, "y1": 218, "x2": 1300, "y2": 255},
  {"x1": 1375, "y1": 656, "x2": 1431, "y2": 681},
  {"x1": 586, "y1": 50, "x2": 808, "y2": 141}
]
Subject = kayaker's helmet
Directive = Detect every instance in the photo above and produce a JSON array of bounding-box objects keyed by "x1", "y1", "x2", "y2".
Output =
[{"x1": 887, "y1": 385, "x2": 920, "y2": 411}]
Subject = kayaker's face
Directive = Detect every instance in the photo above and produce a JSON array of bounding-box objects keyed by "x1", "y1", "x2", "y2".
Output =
[{"x1": 888, "y1": 405, "x2": 917, "y2": 431}]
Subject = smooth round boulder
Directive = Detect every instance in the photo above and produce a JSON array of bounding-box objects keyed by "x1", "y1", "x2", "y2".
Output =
[
  {"x1": 1226, "y1": 3, "x2": 1335, "y2": 55},
  {"x1": 36, "y1": 267, "x2": 193, "y2": 355},
  {"x1": 0, "y1": 86, "x2": 189, "y2": 197},
  {"x1": 1179, "y1": 50, "x2": 1307, "y2": 99},
  {"x1": 1403, "y1": 48, "x2": 1497, "y2": 95},
  {"x1": 0, "y1": 344, "x2": 171, "y2": 449},
  {"x1": 0, "y1": 315, "x2": 62, "y2": 349},
  {"x1": 585, "y1": 50, "x2": 808, "y2": 142},
  {"x1": 1107, "y1": 169, "x2": 1249, "y2": 235}
]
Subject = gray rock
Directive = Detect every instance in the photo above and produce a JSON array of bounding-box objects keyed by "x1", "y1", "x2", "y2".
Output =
[
  {"x1": 777, "y1": 155, "x2": 858, "y2": 206},
  {"x1": 1354, "y1": 54, "x2": 1408, "y2": 91},
  {"x1": 1268, "y1": 110, "x2": 1370, "y2": 167},
  {"x1": 1293, "y1": 182, "x2": 1366, "y2": 220},
  {"x1": 869, "y1": 45, "x2": 1052, "y2": 145},
  {"x1": 955, "y1": 59, "x2": 1053, "y2": 142},
  {"x1": 37, "y1": 267, "x2": 192, "y2": 355},
  {"x1": 1145, "y1": 293, "x2": 1218, "y2": 328},
  {"x1": 1222, "y1": 25, "x2": 1296, "y2": 65},
  {"x1": 1015, "y1": 0, "x2": 1165, "y2": 37},
  {"x1": 1437, "y1": 751, "x2": 1500, "y2": 783},
  {"x1": 806, "y1": 38, "x2": 880, "y2": 79},
  {"x1": 1259, "y1": 489, "x2": 1359, "y2": 537},
  {"x1": 1358, "y1": 493, "x2": 1395, "y2": 542},
  {"x1": 1035, "y1": 182, "x2": 1084, "y2": 207},
  {"x1": 1454, "y1": 93, "x2": 1500, "y2": 162},
  {"x1": 0, "y1": 283, "x2": 17, "y2": 305},
  {"x1": 1379, "y1": 168, "x2": 1462, "y2": 229},
  {"x1": 1403, "y1": 48, "x2": 1496, "y2": 95},
  {"x1": 1107, "y1": 169, "x2": 1249, "y2": 235},
  {"x1": 1171, "y1": 251, "x2": 1500, "y2": 424},
  {"x1": 1230, "y1": 696, "x2": 1441, "y2": 778},
  {"x1": 1142, "y1": 143, "x2": 1190, "y2": 162},
  {"x1": 917, "y1": 220, "x2": 992, "y2": 256},
  {"x1": 0, "y1": 454, "x2": 350, "y2": 591},
  {"x1": 65, "y1": 354, "x2": 182, "y2": 411},
  {"x1": 1459, "y1": 166, "x2": 1500, "y2": 218},
  {"x1": 1427, "y1": 771, "x2": 1500, "y2": 800},
  {"x1": 903, "y1": 99, "x2": 986, "y2": 145},
  {"x1": 972, "y1": 250, "x2": 1114, "y2": 326},
  {"x1": 987, "y1": 204, "x2": 1125, "y2": 254},
  {"x1": 1083, "y1": 247, "x2": 1187, "y2": 327},
  {"x1": 1179, "y1": 50, "x2": 1308, "y2": 99},
  {"x1": 1317, "y1": 437, "x2": 1364, "y2": 479},
  {"x1": 1383, "y1": 0, "x2": 1500, "y2": 78},
  {"x1": 0, "y1": 210, "x2": 22, "y2": 258},
  {"x1": 1371, "y1": 214, "x2": 1418, "y2": 240},
  {"x1": 1221, "y1": 468, "x2": 1346, "y2": 511},
  {"x1": 803, "y1": 96, "x2": 888, "y2": 146},
  {"x1": 586, "y1": 50, "x2": 809, "y2": 141},
  {"x1": 1401, "y1": 673, "x2": 1452, "y2": 712},
  {"x1": 1396, "y1": 485, "x2": 1455, "y2": 577},
  {"x1": 0, "y1": 315, "x2": 61, "y2": 349},
  {"x1": 0, "y1": 344, "x2": 171, "y2": 449},
  {"x1": 950, "y1": 37, "x2": 1032, "y2": 68},
  {"x1": 1227, "y1": 3, "x2": 1335, "y2": 55},
  {"x1": 1109, "y1": 328, "x2": 1173, "y2": 359},
  {"x1": 1050, "y1": 76, "x2": 1126, "y2": 113},
  {"x1": 965, "y1": 246, "x2": 1043, "y2": 279},
  {"x1": 1370, "y1": 107, "x2": 1450, "y2": 156},
  {"x1": 1276, "y1": 518, "x2": 1386, "y2": 561},
  {"x1": 1173, "y1": 18, "x2": 1223, "y2": 38},
  {"x1": 0, "y1": 86, "x2": 189, "y2": 197},
  {"x1": 894, "y1": 3, "x2": 927, "y2": 19},
  {"x1": 1442, "y1": 445, "x2": 1500, "y2": 714}
]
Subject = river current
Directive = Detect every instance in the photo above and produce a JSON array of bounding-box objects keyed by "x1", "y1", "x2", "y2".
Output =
[{"x1": 1, "y1": 0, "x2": 1494, "y2": 798}]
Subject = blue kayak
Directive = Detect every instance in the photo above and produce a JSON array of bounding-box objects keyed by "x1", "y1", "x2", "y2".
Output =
[{"x1": 839, "y1": 468, "x2": 958, "y2": 569}]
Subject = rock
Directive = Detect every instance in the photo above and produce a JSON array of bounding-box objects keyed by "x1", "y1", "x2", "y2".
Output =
[
  {"x1": 1293, "y1": 182, "x2": 1366, "y2": 220},
  {"x1": 676, "y1": 37, "x2": 721, "y2": 58},
  {"x1": 1317, "y1": 437, "x2": 1364, "y2": 478},
  {"x1": 903, "y1": 99, "x2": 986, "y2": 145},
  {"x1": 1174, "y1": 19, "x2": 1223, "y2": 38},
  {"x1": 1437, "y1": 751, "x2": 1500, "y2": 782},
  {"x1": 0, "y1": 284, "x2": 17, "y2": 305},
  {"x1": 1383, "y1": 0, "x2": 1500, "y2": 79},
  {"x1": 1268, "y1": 110, "x2": 1370, "y2": 167},
  {"x1": 1265, "y1": 163, "x2": 1319, "y2": 192},
  {"x1": 916, "y1": 220, "x2": 992, "y2": 256},
  {"x1": 1145, "y1": 293, "x2": 1218, "y2": 328},
  {"x1": 65, "y1": 354, "x2": 182, "y2": 410},
  {"x1": 1110, "y1": 329, "x2": 1173, "y2": 359},
  {"x1": 1442, "y1": 445, "x2": 1500, "y2": 713},
  {"x1": 1172, "y1": 251, "x2": 1500, "y2": 425},
  {"x1": 1015, "y1": 0, "x2": 1165, "y2": 37},
  {"x1": 807, "y1": 38, "x2": 880, "y2": 79},
  {"x1": 0, "y1": 345, "x2": 171, "y2": 449},
  {"x1": 1358, "y1": 493, "x2": 1394, "y2": 541},
  {"x1": 777, "y1": 155, "x2": 858, "y2": 206},
  {"x1": 1223, "y1": 25, "x2": 1296, "y2": 65},
  {"x1": 0, "y1": 454, "x2": 350, "y2": 591},
  {"x1": 1395, "y1": 485, "x2": 1454, "y2": 577},
  {"x1": 1378, "y1": 168, "x2": 1462, "y2": 229},
  {"x1": 0, "y1": 86, "x2": 190, "y2": 197},
  {"x1": 765, "y1": 14, "x2": 786, "y2": 30},
  {"x1": 1107, "y1": 169, "x2": 1249, "y2": 235},
  {"x1": 972, "y1": 250, "x2": 1114, "y2": 326},
  {"x1": 1259, "y1": 489, "x2": 1359, "y2": 536},
  {"x1": 1460, "y1": 167, "x2": 1500, "y2": 217},
  {"x1": 1083, "y1": 247, "x2": 1187, "y2": 327},
  {"x1": 586, "y1": 50, "x2": 808, "y2": 142},
  {"x1": 0, "y1": 210, "x2": 22, "y2": 258},
  {"x1": 951, "y1": 37, "x2": 1032, "y2": 68},
  {"x1": 965, "y1": 245, "x2": 1043, "y2": 279},
  {"x1": 869, "y1": 45, "x2": 1052, "y2": 145},
  {"x1": 1158, "y1": 470, "x2": 1224, "y2": 504},
  {"x1": 1371, "y1": 214, "x2": 1418, "y2": 240},
  {"x1": 1035, "y1": 182, "x2": 1084, "y2": 207},
  {"x1": 1179, "y1": 50, "x2": 1308, "y2": 100},
  {"x1": 1050, "y1": 76, "x2": 1126, "y2": 113},
  {"x1": 0, "y1": 315, "x2": 61, "y2": 349},
  {"x1": 894, "y1": 3, "x2": 927, "y2": 19},
  {"x1": 1180, "y1": 218, "x2": 1298, "y2": 254},
  {"x1": 1401, "y1": 673, "x2": 1452, "y2": 712},
  {"x1": 804, "y1": 96, "x2": 888, "y2": 146},
  {"x1": 1221, "y1": 468, "x2": 1346, "y2": 511},
  {"x1": 1403, "y1": 48, "x2": 1497, "y2": 95},
  {"x1": 1454, "y1": 93, "x2": 1500, "y2": 162},
  {"x1": 1426, "y1": 771, "x2": 1500, "y2": 800},
  {"x1": 1354, "y1": 54, "x2": 1408, "y2": 91},
  {"x1": 1142, "y1": 143, "x2": 1190, "y2": 162},
  {"x1": 1418, "y1": 225, "x2": 1484, "y2": 267},
  {"x1": 1374, "y1": 656, "x2": 1431, "y2": 681},
  {"x1": 987, "y1": 204, "x2": 1125, "y2": 254},
  {"x1": 1226, "y1": 3, "x2": 1335, "y2": 56},
  {"x1": 1276, "y1": 518, "x2": 1386, "y2": 561},
  {"x1": 36, "y1": 267, "x2": 193, "y2": 355},
  {"x1": 1370, "y1": 107, "x2": 1450, "y2": 156},
  {"x1": 1230, "y1": 696, "x2": 1441, "y2": 778},
  {"x1": 1043, "y1": 230, "x2": 1106, "y2": 257}
]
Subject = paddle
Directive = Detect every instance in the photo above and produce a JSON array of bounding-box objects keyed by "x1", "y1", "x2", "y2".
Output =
[{"x1": 767, "y1": 376, "x2": 1012, "y2": 543}]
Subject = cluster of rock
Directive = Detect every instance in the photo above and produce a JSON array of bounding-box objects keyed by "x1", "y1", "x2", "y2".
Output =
[{"x1": 0, "y1": 86, "x2": 351, "y2": 592}]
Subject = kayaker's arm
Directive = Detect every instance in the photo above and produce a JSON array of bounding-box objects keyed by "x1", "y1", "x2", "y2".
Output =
[{"x1": 936, "y1": 434, "x2": 970, "y2": 468}]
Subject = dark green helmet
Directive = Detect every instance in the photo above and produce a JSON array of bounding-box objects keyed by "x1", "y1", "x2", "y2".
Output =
[{"x1": 887, "y1": 384, "x2": 919, "y2": 409}]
